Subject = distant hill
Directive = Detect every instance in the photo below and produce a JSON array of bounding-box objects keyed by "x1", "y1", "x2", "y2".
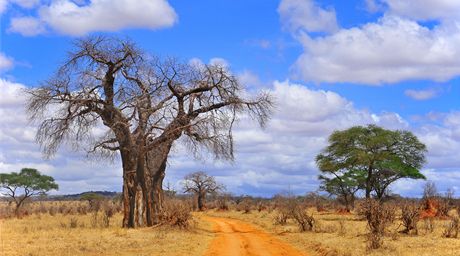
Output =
[{"x1": 48, "y1": 191, "x2": 120, "y2": 200}]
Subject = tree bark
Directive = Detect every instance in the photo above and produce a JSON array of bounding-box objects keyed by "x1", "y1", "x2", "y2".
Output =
[
  {"x1": 198, "y1": 192, "x2": 204, "y2": 211},
  {"x1": 366, "y1": 166, "x2": 373, "y2": 199},
  {"x1": 120, "y1": 149, "x2": 140, "y2": 228},
  {"x1": 145, "y1": 140, "x2": 173, "y2": 224}
]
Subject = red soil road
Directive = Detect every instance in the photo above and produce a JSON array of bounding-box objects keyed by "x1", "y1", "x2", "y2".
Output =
[{"x1": 203, "y1": 216, "x2": 308, "y2": 256}]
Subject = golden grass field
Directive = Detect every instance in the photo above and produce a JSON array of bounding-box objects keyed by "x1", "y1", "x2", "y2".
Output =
[
  {"x1": 2, "y1": 201, "x2": 460, "y2": 256},
  {"x1": 207, "y1": 209, "x2": 460, "y2": 256},
  {"x1": 1, "y1": 205, "x2": 213, "y2": 256}
]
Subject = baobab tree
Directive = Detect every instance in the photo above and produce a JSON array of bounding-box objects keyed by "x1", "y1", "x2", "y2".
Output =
[
  {"x1": 183, "y1": 171, "x2": 223, "y2": 211},
  {"x1": 26, "y1": 36, "x2": 273, "y2": 228}
]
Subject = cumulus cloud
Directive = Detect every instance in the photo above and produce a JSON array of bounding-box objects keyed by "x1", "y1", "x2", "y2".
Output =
[
  {"x1": 8, "y1": 0, "x2": 177, "y2": 36},
  {"x1": 405, "y1": 88, "x2": 441, "y2": 100},
  {"x1": 364, "y1": 0, "x2": 384, "y2": 13},
  {"x1": 11, "y1": 0, "x2": 39, "y2": 9},
  {"x1": 291, "y1": 15, "x2": 460, "y2": 84},
  {"x1": 384, "y1": 0, "x2": 460, "y2": 21},
  {"x1": 8, "y1": 16, "x2": 46, "y2": 36},
  {"x1": 278, "y1": 0, "x2": 338, "y2": 33},
  {"x1": 2, "y1": 77, "x2": 459, "y2": 196},
  {"x1": 0, "y1": 52, "x2": 13, "y2": 71},
  {"x1": 167, "y1": 80, "x2": 410, "y2": 195},
  {"x1": 0, "y1": 79, "x2": 123, "y2": 194},
  {"x1": 280, "y1": 0, "x2": 460, "y2": 85},
  {"x1": 0, "y1": 0, "x2": 40, "y2": 14},
  {"x1": 238, "y1": 70, "x2": 264, "y2": 88},
  {"x1": 0, "y1": 0, "x2": 7, "y2": 14}
]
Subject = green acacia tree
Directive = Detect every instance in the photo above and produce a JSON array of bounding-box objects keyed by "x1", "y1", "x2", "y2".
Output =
[
  {"x1": 0, "y1": 168, "x2": 59, "y2": 215},
  {"x1": 316, "y1": 125, "x2": 426, "y2": 201},
  {"x1": 318, "y1": 169, "x2": 364, "y2": 211}
]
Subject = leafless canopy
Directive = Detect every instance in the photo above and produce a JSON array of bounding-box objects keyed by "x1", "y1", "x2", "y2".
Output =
[
  {"x1": 183, "y1": 171, "x2": 223, "y2": 194},
  {"x1": 183, "y1": 171, "x2": 223, "y2": 210},
  {"x1": 26, "y1": 36, "x2": 273, "y2": 160},
  {"x1": 26, "y1": 36, "x2": 273, "y2": 227}
]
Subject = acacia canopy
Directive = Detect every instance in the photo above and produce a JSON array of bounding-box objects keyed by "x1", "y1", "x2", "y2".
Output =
[
  {"x1": 0, "y1": 168, "x2": 58, "y2": 214},
  {"x1": 316, "y1": 125, "x2": 426, "y2": 201}
]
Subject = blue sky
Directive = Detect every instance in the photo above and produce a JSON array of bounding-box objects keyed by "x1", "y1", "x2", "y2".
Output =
[{"x1": 1, "y1": 0, "x2": 460, "y2": 197}]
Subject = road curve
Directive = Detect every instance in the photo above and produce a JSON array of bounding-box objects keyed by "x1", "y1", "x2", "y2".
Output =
[{"x1": 203, "y1": 216, "x2": 308, "y2": 256}]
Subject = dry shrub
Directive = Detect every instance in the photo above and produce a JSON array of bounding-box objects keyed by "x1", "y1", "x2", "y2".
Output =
[
  {"x1": 273, "y1": 211, "x2": 289, "y2": 225},
  {"x1": 360, "y1": 199, "x2": 395, "y2": 250},
  {"x1": 314, "y1": 221, "x2": 336, "y2": 234},
  {"x1": 0, "y1": 204, "x2": 14, "y2": 218},
  {"x1": 77, "y1": 205, "x2": 88, "y2": 215},
  {"x1": 338, "y1": 220, "x2": 346, "y2": 236},
  {"x1": 101, "y1": 201, "x2": 115, "y2": 228},
  {"x1": 257, "y1": 201, "x2": 267, "y2": 212},
  {"x1": 162, "y1": 199, "x2": 193, "y2": 229},
  {"x1": 38, "y1": 203, "x2": 48, "y2": 214},
  {"x1": 292, "y1": 205, "x2": 315, "y2": 232},
  {"x1": 273, "y1": 195, "x2": 296, "y2": 225},
  {"x1": 90, "y1": 211, "x2": 99, "y2": 228},
  {"x1": 237, "y1": 198, "x2": 253, "y2": 214},
  {"x1": 48, "y1": 206, "x2": 56, "y2": 216},
  {"x1": 443, "y1": 217, "x2": 459, "y2": 238},
  {"x1": 273, "y1": 195, "x2": 314, "y2": 232},
  {"x1": 216, "y1": 194, "x2": 230, "y2": 211},
  {"x1": 70, "y1": 217, "x2": 78, "y2": 228},
  {"x1": 422, "y1": 217, "x2": 435, "y2": 234},
  {"x1": 436, "y1": 197, "x2": 451, "y2": 218},
  {"x1": 401, "y1": 201, "x2": 420, "y2": 235}
]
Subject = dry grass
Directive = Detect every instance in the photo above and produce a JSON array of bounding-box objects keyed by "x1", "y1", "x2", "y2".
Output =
[
  {"x1": 0, "y1": 202, "x2": 214, "y2": 256},
  {"x1": 206, "y1": 209, "x2": 460, "y2": 256},
  {"x1": 3, "y1": 200, "x2": 460, "y2": 256}
]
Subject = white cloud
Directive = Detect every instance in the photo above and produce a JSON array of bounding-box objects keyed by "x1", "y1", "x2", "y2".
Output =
[
  {"x1": 279, "y1": 1, "x2": 460, "y2": 85},
  {"x1": 167, "y1": 80, "x2": 410, "y2": 195},
  {"x1": 0, "y1": 0, "x2": 39, "y2": 14},
  {"x1": 0, "y1": 52, "x2": 13, "y2": 71},
  {"x1": 209, "y1": 58, "x2": 229, "y2": 69},
  {"x1": 7, "y1": 0, "x2": 177, "y2": 36},
  {"x1": 11, "y1": 0, "x2": 39, "y2": 9},
  {"x1": 405, "y1": 88, "x2": 441, "y2": 100},
  {"x1": 0, "y1": 79, "x2": 123, "y2": 194},
  {"x1": 365, "y1": 0, "x2": 384, "y2": 13},
  {"x1": 278, "y1": 0, "x2": 338, "y2": 33},
  {"x1": 292, "y1": 15, "x2": 460, "y2": 85},
  {"x1": 2, "y1": 77, "x2": 459, "y2": 197},
  {"x1": 0, "y1": 0, "x2": 8, "y2": 14},
  {"x1": 8, "y1": 16, "x2": 46, "y2": 36},
  {"x1": 238, "y1": 70, "x2": 264, "y2": 88},
  {"x1": 384, "y1": 0, "x2": 460, "y2": 21}
]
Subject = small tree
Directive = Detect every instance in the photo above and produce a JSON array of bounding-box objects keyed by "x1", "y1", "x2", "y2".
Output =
[
  {"x1": 317, "y1": 125, "x2": 427, "y2": 200},
  {"x1": 183, "y1": 171, "x2": 223, "y2": 211},
  {"x1": 0, "y1": 168, "x2": 58, "y2": 215},
  {"x1": 80, "y1": 193, "x2": 105, "y2": 211},
  {"x1": 318, "y1": 170, "x2": 363, "y2": 211},
  {"x1": 423, "y1": 181, "x2": 438, "y2": 199}
]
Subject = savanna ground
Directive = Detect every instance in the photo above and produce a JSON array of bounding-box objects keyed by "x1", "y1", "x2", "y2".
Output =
[{"x1": 2, "y1": 200, "x2": 460, "y2": 256}]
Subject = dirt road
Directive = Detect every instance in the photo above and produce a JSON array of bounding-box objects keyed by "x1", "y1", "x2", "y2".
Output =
[{"x1": 203, "y1": 216, "x2": 308, "y2": 256}]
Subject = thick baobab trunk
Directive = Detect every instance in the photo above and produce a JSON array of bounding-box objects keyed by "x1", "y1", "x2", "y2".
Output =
[
  {"x1": 145, "y1": 141, "x2": 173, "y2": 224},
  {"x1": 197, "y1": 192, "x2": 205, "y2": 211},
  {"x1": 120, "y1": 149, "x2": 144, "y2": 228},
  {"x1": 120, "y1": 139, "x2": 173, "y2": 227}
]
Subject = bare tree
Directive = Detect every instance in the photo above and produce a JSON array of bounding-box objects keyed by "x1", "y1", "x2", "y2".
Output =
[
  {"x1": 423, "y1": 181, "x2": 438, "y2": 199},
  {"x1": 183, "y1": 171, "x2": 223, "y2": 211},
  {"x1": 26, "y1": 36, "x2": 273, "y2": 228}
]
